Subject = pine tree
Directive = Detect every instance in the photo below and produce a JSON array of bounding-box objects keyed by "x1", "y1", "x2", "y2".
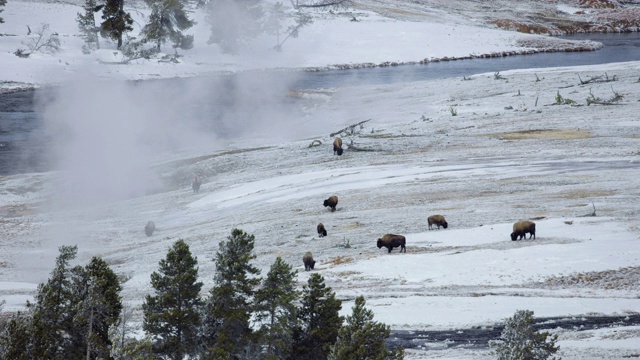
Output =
[
  {"x1": 329, "y1": 295, "x2": 404, "y2": 360},
  {"x1": 77, "y1": 0, "x2": 101, "y2": 52},
  {"x1": 291, "y1": 273, "x2": 343, "y2": 360},
  {"x1": 100, "y1": 0, "x2": 134, "y2": 49},
  {"x1": 0, "y1": 0, "x2": 6, "y2": 24},
  {"x1": 69, "y1": 256, "x2": 122, "y2": 360},
  {"x1": 141, "y1": 0, "x2": 195, "y2": 53},
  {"x1": 143, "y1": 239, "x2": 203, "y2": 360},
  {"x1": 27, "y1": 245, "x2": 79, "y2": 360},
  {"x1": 0, "y1": 314, "x2": 30, "y2": 360},
  {"x1": 202, "y1": 228, "x2": 261, "y2": 359},
  {"x1": 205, "y1": 0, "x2": 263, "y2": 54},
  {"x1": 490, "y1": 309, "x2": 560, "y2": 360},
  {"x1": 254, "y1": 257, "x2": 299, "y2": 360}
]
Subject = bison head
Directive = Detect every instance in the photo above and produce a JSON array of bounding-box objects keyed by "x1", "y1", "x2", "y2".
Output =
[{"x1": 510, "y1": 232, "x2": 517, "y2": 241}]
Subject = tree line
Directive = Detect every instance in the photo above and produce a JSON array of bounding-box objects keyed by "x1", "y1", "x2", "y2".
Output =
[
  {"x1": 0, "y1": 228, "x2": 404, "y2": 360},
  {"x1": 75, "y1": 0, "x2": 350, "y2": 56}
]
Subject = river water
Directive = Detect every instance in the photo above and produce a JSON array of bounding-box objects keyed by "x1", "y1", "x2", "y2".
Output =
[{"x1": 1, "y1": 33, "x2": 639, "y2": 176}]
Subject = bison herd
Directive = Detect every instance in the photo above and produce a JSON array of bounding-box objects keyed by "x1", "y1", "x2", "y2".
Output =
[{"x1": 152, "y1": 140, "x2": 539, "y2": 274}]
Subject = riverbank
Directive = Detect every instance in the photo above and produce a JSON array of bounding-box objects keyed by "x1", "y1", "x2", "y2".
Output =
[{"x1": 0, "y1": 0, "x2": 625, "y2": 87}]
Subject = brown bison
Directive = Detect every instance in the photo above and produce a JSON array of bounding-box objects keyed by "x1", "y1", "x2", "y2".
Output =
[
  {"x1": 377, "y1": 234, "x2": 406, "y2": 253},
  {"x1": 511, "y1": 221, "x2": 536, "y2": 241},
  {"x1": 303, "y1": 252, "x2": 316, "y2": 271},
  {"x1": 323, "y1": 195, "x2": 338, "y2": 212},
  {"x1": 333, "y1": 137, "x2": 343, "y2": 156},
  {"x1": 144, "y1": 220, "x2": 155, "y2": 237},
  {"x1": 428, "y1": 215, "x2": 448, "y2": 230},
  {"x1": 192, "y1": 176, "x2": 202, "y2": 194},
  {"x1": 317, "y1": 223, "x2": 327, "y2": 237}
]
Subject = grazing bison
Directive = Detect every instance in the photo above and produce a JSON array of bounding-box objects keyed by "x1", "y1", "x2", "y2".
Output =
[
  {"x1": 427, "y1": 215, "x2": 448, "y2": 230},
  {"x1": 323, "y1": 195, "x2": 339, "y2": 212},
  {"x1": 192, "y1": 176, "x2": 202, "y2": 194},
  {"x1": 511, "y1": 221, "x2": 536, "y2": 241},
  {"x1": 333, "y1": 137, "x2": 343, "y2": 156},
  {"x1": 144, "y1": 221, "x2": 155, "y2": 237},
  {"x1": 317, "y1": 223, "x2": 327, "y2": 237},
  {"x1": 303, "y1": 252, "x2": 316, "y2": 271},
  {"x1": 377, "y1": 234, "x2": 406, "y2": 253}
]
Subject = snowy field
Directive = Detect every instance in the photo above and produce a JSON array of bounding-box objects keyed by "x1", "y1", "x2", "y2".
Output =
[{"x1": 2, "y1": 0, "x2": 640, "y2": 359}]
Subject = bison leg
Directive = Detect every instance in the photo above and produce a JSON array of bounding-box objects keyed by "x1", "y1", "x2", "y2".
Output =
[
  {"x1": 401, "y1": 244, "x2": 406, "y2": 253},
  {"x1": 387, "y1": 246, "x2": 392, "y2": 253}
]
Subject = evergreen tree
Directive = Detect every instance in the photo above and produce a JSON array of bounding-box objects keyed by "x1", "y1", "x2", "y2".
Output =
[
  {"x1": 254, "y1": 257, "x2": 298, "y2": 360},
  {"x1": 205, "y1": 0, "x2": 263, "y2": 54},
  {"x1": 490, "y1": 309, "x2": 560, "y2": 360},
  {"x1": 77, "y1": 0, "x2": 102, "y2": 52},
  {"x1": 0, "y1": 314, "x2": 30, "y2": 360},
  {"x1": 100, "y1": 0, "x2": 134, "y2": 49},
  {"x1": 291, "y1": 273, "x2": 343, "y2": 360},
  {"x1": 202, "y1": 228, "x2": 261, "y2": 359},
  {"x1": 143, "y1": 239, "x2": 203, "y2": 360},
  {"x1": 329, "y1": 295, "x2": 404, "y2": 360},
  {"x1": 141, "y1": 0, "x2": 195, "y2": 53},
  {"x1": 27, "y1": 245, "x2": 79, "y2": 360},
  {"x1": 69, "y1": 256, "x2": 123, "y2": 360},
  {"x1": 0, "y1": 0, "x2": 6, "y2": 24}
]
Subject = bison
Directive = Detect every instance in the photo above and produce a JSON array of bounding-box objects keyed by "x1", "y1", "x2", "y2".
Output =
[
  {"x1": 317, "y1": 223, "x2": 327, "y2": 237},
  {"x1": 333, "y1": 137, "x2": 343, "y2": 156},
  {"x1": 323, "y1": 195, "x2": 338, "y2": 212},
  {"x1": 377, "y1": 234, "x2": 406, "y2": 253},
  {"x1": 144, "y1": 220, "x2": 155, "y2": 237},
  {"x1": 511, "y1": 221, "x2": 536, "y2": 241},
  {"x1": 192, "y1": 176, "x2": 202, "y2": 194},
  {"x1": 427, "y1": 215, "x2": 448, "y2": 230},
  {"x1": 303, "y1": 252, "x2": 316, "y2": 271}
]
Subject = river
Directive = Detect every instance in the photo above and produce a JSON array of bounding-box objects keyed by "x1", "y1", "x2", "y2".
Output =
[{"x1": 1, "y1": 33, "x2": 640, "y2": 176}]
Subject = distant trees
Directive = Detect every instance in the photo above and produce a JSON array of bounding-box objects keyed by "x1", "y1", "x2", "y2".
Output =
[
  {"x1": 143, "y1": 239, "x2": 203, "y2": 359},
  {"x1": 490, "y1": 309, "x2": 560, "y2": 360},
  {"x1": 100, "y1": 0, "x2": 134, "y2": 49},
  {"x1": 77, "y1": 0, "x2": 102, "y2": 52},
  {"x1": 141, "y1": 0, "x2": 195, "y2": 52},
  {"x1": 205, "y1": 0, "x2": 264, "y2": 53},
  {"x1": 0, "y1": 0, "x2": 6, "y2": 24},
  {"x1": 329, "y1": 295, "x2": 404, "y2": 360}
]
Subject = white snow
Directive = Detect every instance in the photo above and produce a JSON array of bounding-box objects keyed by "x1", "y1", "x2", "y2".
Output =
[{"x1": 1, "y1": 0, "x2": 640, "y2": 359}]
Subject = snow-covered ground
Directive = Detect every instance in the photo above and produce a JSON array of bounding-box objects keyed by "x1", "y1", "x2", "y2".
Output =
[{"x1": 2, "y1": 0, "x2": 640, "y2": 359}]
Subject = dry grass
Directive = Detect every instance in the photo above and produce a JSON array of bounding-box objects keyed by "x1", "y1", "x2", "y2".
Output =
[
  {"x1": 489, "y1": 129, "x2": 591, "y2": 140},
  {"x1": 327, "y1": 256, "x2": 354, "y2": 266},
  {"x1": 555, "y1": 189, "x2": 616, "y2": 199}
]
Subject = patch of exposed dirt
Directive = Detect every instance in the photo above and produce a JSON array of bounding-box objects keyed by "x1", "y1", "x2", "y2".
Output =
[
  {"x1": 531, "y1": 266, "x2": 640, "y2": 291},
  {"x1": 489, "y1": 129, "x2": 592, "y2": 140}
]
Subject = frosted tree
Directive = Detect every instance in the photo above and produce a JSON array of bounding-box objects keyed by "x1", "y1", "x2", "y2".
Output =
[
  {"x1": 290, "y1": 273, "x2": 343, "y2": 360},
  {"x1": 68, "y1": 256, "x2": 122, "y2": 360},
  {"x1": 141, "y1": 0, "x2": 195, "y2": 53},
  {"x1": 254, "y1": 257, "x2": 299, "y2": 359},
  {"x1": 0, "y1": 313, "x2": 30, "y2": 360},
  {"x1": 26, "y1": 245, "x2": 79, "y2": 359},
  {"x1": 265, "y1": 2, "x2": 312, "y2": 51},
  {"x1": 329, "y1": 295, "x2": 404, "y2": 360},
  {"x1": 143, "y1": 239, "x2": 203, "y2": 360},
  {"x1": 100, "y1": 0, "x2": 133, "y2": 49},
  {"x1": 77, "y1": 0, "x2": 102, "y2": 52},
  {"x1": 205, "y1": 0, "x2": 263, "y2": 53},
  {"x1": 490, "y1": 309, "x2": 560, "y2": 360},
  {"x1": 0, "y1": 0, "x2": 6, "y2": 24},
  {"x1": 201, "y1": 228, "x2": 261, "y2": 358}
]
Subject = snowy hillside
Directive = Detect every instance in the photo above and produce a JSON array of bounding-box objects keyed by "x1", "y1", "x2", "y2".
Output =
[{"x1": 1, "y1": 0, "x2": 640, "y2": 358}]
